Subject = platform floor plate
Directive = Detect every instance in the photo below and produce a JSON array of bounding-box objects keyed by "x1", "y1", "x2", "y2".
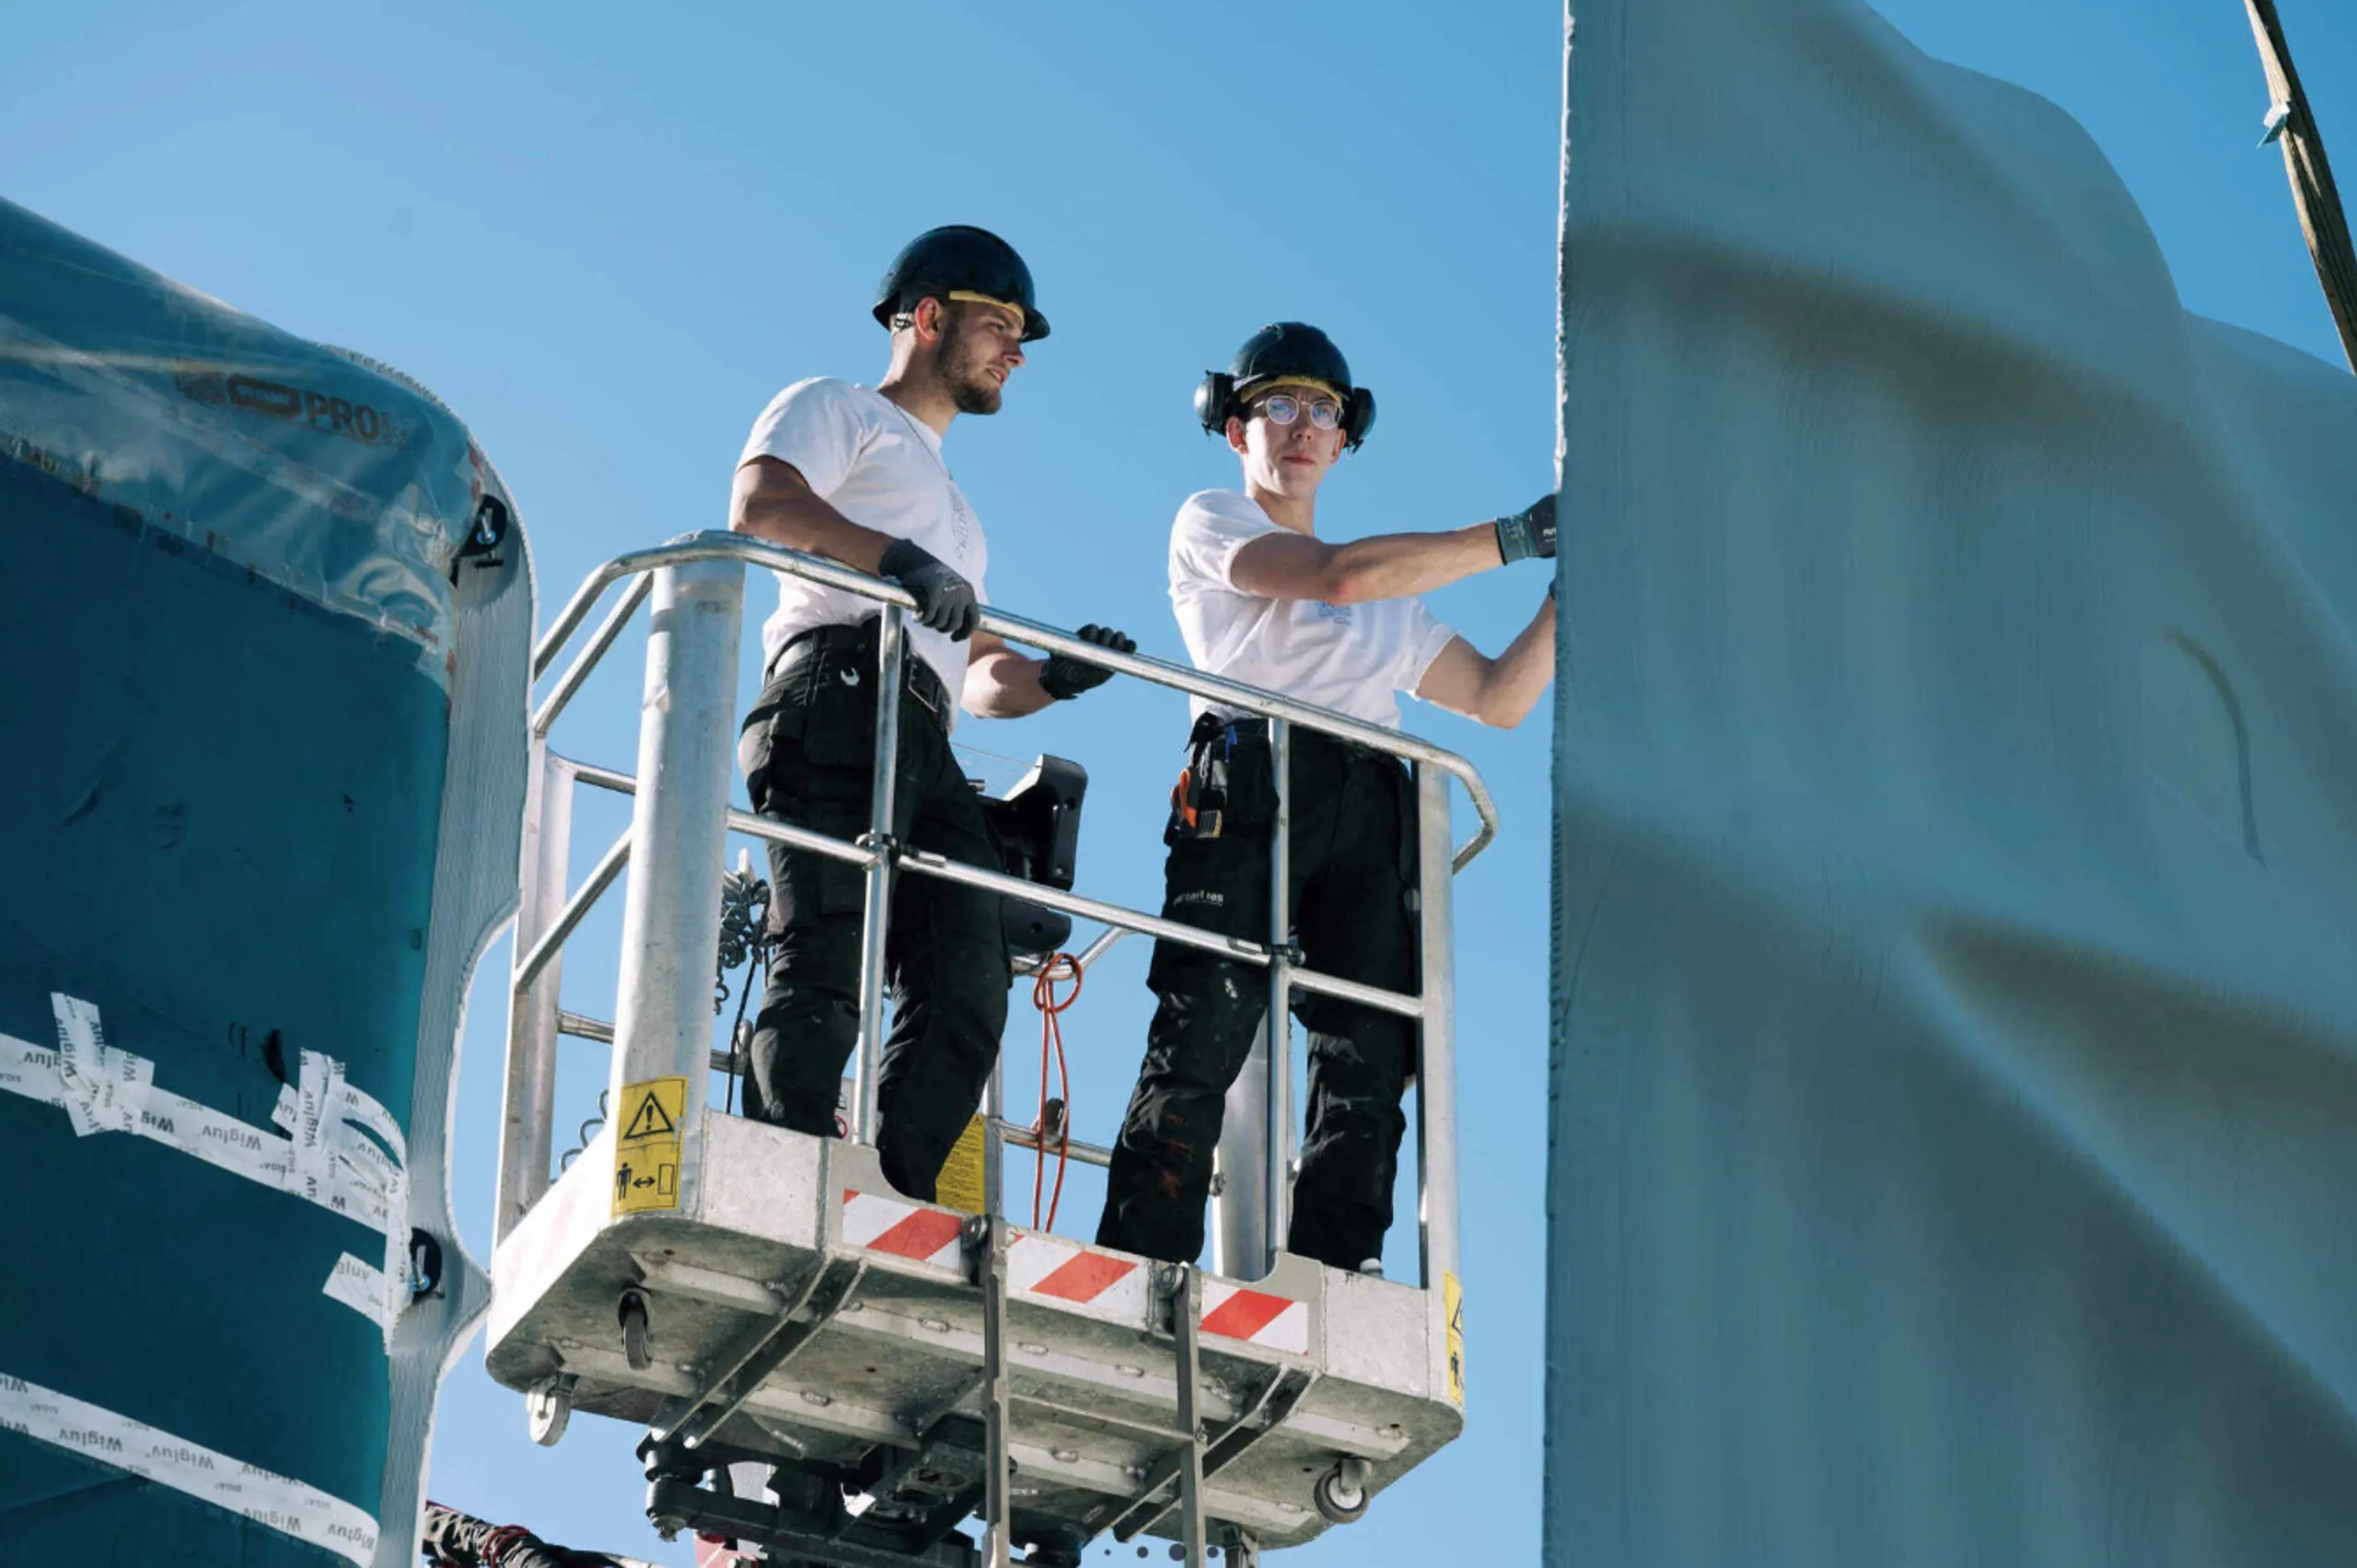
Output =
[{"x1": 488, "y1": 1113, "x2": 1461, "y2": 1549}]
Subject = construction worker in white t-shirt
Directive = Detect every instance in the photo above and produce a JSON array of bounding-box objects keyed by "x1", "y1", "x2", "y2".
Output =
[
  {"x1": 1096, "y1": 321, "x2": 1554, "y2": 1273},
  {"x1": 728, "y1": 226, "x2": 1135, "y2": 1203}
]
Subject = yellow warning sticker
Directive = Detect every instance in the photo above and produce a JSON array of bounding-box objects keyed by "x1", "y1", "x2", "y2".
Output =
[
  {"x1": 612, "y1": 1075, "x2": 687, "y2": 1216},
  {"x1": 1444, "y1": 1272, "x2": 1465, "y2": 1404},
  {"x1": 933, "y1": 1114, "x2": 989, "y2": 1216}
]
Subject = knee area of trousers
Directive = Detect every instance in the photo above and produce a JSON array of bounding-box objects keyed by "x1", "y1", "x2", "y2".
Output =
[
  {"x1": 1312, "y1": 1094, "x2": 1408, "y2": 1137},
  {"x1": 757, "y1": 987, "x2": 858, "y2": 1041},
  {"x1": 924, "y1": 983, "x2": 1009, "y2": 1051},
  {"x1": 1151, "y1": 974, "x2": 1262, "y2": 1041}
]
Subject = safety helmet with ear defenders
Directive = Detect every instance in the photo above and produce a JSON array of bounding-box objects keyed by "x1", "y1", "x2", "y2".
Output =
[{"x1": 1194, "y1": 322, "x2": 1376, "y2": 449}]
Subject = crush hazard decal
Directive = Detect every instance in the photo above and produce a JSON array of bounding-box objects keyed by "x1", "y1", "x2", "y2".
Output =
[{"x1": 612, "y1": 1076, "x2": 686, "y2": 1215}]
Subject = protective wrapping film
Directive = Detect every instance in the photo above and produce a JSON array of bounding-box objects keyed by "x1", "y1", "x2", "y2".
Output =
[
  {"x1": 1549, "y1": 3, "x2": 2357, "y2": 1565},
  {"x1": 0, "y1": 194, "x2": 490, "y2": 685},
  {"x1": 0, "y1": 195, "x2": 528, "y2": 1568}
]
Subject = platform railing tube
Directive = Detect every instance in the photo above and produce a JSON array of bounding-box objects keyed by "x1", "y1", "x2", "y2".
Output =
[
  {"x1": 851, "y1": 605, "x2": 909, "y2": 1144},
  {"x1": 1213, "y1": 1023, "x2": 1274, "y2": 1279},
  {"x1": 496, "y1": 743, "x2": 573, "y2": 1243},
  {"x1": 1411, "y1": 761, "x2": 1461, "y2": 1364},
  {"x1": 606, "y1": 559, "x2": 746, "y2": 1173},
  {"x1": 1264, "y1": 718, "x2": 1295, "y2": 1263},
  {"x1": 984, "y1": 1056, "x2": 1006, "y2": 1219}
]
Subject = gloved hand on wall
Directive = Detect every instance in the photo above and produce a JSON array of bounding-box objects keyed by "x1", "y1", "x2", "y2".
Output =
[{"x1": 1492, "y1": 493, "x2": 1558, "y2": 563}]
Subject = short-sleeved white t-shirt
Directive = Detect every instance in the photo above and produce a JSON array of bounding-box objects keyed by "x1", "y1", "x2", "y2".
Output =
[
  {"x1": 737, "y1": 377, "x2": 989, "y2": 706},
  {"x1": 1167, "y1": 489, "x2": 1459, "y2": 729}
]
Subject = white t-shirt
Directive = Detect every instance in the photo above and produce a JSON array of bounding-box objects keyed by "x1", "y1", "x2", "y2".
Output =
[
  {"x1": 1167, "y1": 489, "x2": 1459, "y2": 729},
  {"x1": 737, "y1": 377, "x2": 989, "y2": 705}
]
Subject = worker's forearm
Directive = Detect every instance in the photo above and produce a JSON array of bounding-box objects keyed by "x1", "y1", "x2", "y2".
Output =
[
  {"x1": 732, "y1": 493, "x2": 896, "y2": 575},
  {"x1": 1476, "y1": 595, "x2": 1557, "y2": 726},
  {"x1": 961, "y1": 650, "x2": 1055, "y2": 719},
  {"x1": 1326, "y1": 524, "x2": 1502, "y2": 605}
]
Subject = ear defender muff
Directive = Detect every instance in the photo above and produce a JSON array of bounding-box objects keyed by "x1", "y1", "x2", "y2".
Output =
[
  {"x1": 1342, "y1": 387, "x2": 1376, "y2": 450},
  {"x1": 1194, "y1": 372, "x2": 1237, "y2": 437}
]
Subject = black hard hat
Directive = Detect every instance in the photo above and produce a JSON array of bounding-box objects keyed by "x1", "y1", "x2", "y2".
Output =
[
  {"x1": 872, "y1": 225, "x2": 1049, "y2": 343},
  {"x1": 1194, "y1": 322, "x2": 1376, "y2": 448}
]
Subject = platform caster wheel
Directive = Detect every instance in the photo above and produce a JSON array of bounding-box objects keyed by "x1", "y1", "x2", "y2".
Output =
[
  {"x1": 526, "y1": 1375, "x2": 575, "y2": 1446},
  {"x1": 1312, "y1": 1457, "x2": 1370, "y2": 1525},
  {"x1": 619, "y1": 1286, "x2": 653, "y2": 1372}
]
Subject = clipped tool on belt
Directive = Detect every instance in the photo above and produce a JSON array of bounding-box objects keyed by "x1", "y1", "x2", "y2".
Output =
[
  {"x1": 1168, "y1": 721, "x2": 1238, "y2": 840},
  {"x1": 1169, "y1": 763, "x2": 1223, "y2": 839}
]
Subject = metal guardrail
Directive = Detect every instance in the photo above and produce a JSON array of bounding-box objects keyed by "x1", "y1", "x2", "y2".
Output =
[
  {"x1": 494, "y1": 530, "x2": 1486, "y2": 1304},
  {"x1": 531, "y1": 534, "x2": 1499, "y2": 869}
]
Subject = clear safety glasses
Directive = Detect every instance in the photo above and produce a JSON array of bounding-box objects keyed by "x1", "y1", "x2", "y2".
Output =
[{"x1": 1251, "y1": 391, "x2": 1344, "y2": 432}]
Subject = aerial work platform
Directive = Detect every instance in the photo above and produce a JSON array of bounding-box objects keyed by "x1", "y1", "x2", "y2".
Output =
[{"x1": 482, "y1": 535, "x2": 1497, "y2": 1564}]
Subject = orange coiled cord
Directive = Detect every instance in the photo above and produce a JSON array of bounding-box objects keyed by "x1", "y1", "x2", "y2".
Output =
[{"x1": 1029, "y1": 954, "x2": 1081, "y2": 1230}]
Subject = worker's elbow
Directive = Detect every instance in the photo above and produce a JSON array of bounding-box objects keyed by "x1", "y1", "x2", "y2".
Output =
[
  {"x1": 1474, "y1": 680, "x2": 1537, "y2": 730},
  {"x1": 1322, "y1": 561, "x2": 1375, "y2": 606},
  {"x1": 731, "y1": 505, "x2": 797, "y2": 552}
]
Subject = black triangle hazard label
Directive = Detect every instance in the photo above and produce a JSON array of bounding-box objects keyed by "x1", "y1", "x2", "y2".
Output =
[{"x1": 621, "y1": 1090, "x2": 678, "y2": 1142}]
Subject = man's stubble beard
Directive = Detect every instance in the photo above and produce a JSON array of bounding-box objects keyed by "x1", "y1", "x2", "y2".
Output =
[{"x1": 940, "y1": 334, "x2": 1004, "y2": 416}]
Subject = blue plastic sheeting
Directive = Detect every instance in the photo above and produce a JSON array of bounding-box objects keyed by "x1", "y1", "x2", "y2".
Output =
[
  {"x1": 0, "y1": 199, "x2": 528, "y2": 1566},
  {"x1": 1548, "y1": 4, "x2": 2357, "y2": 1566}
]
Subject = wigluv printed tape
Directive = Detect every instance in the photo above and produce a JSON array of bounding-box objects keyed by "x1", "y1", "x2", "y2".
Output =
[
  {"x1": 0, "y1": 995, "x2": 412, "y2": 1341},
  {"x1": 0, "y1": 1370, "x2": 379, "y2": 1565}
]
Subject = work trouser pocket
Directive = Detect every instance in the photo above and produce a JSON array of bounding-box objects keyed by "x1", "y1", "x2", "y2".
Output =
[
  {"x1": 743, "y1": 666, "x2": 880, "y2": 926},
  {"x1": 767, "y1": 824, "x2": 870, "y2": 924},
  {"x1": 796, "y1": 649, "x2": 883, "y2": 772},
  {"x1": 1145, "y1": 835, "x2": 1267, "y2": 993}
]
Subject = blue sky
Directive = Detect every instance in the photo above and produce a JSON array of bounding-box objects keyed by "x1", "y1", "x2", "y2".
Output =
[{"x1": 4, "y1": 1, "x2": 2351, "y2": 1562}]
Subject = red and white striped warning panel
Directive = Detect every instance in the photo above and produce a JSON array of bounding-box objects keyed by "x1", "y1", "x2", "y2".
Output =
[
  {"x1": 1005, "y1": 1228, "x2": 1146, "y2": 1321},
  {"x1": 1198, "y1": 1278, "x2": 1310, "y2": 1355},
  {"x1": 838, "y1": 1190, "x2": 1308, "y2": 1353},
  {"x1": 840, "y1": 1188, "x2": 966, "y2": 1273}
]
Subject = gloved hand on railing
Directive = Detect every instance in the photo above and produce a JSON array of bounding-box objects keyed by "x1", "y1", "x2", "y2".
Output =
[
  {"x1": 1492, "y1": 493, "x2": 1558, "y2": 563},
  {"x1": 877, "y1": 538, "x2": 981, "y2": 640},
  {"x1": 1038, "y1": 624, "x2": 1138, "y2": 701}
]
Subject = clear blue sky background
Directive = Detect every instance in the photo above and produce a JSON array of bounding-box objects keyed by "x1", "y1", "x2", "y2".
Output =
[{"x1": 5, "y1": 1, "x2": 2351, "y2": 1562}]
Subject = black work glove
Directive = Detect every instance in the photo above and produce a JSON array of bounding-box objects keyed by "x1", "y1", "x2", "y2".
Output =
[
  {"x1": 1492, "y1": 492, "x2": 1558, "y2": 563},
  {"x1": 1037, "y1": 623, "x2": 1137, "y2": 701},
  {"x1": 877, "y1": 538, "x2": 981, "y2": 640}
]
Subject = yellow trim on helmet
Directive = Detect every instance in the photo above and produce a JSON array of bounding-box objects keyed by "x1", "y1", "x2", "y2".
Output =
[
  {"x1": 1242, "y1": 377, "x2": 1345, "y2": 408},
  {"x1": 946, "y1": 290, "x2": 1028, "y2": 332}
]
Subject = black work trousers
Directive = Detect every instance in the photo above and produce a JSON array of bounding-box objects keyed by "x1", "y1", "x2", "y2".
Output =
[
  {"x1": 1097, "y1": 723, "x2": 1421, "y2": 1272},
  {"x1": 736, "y1": 620, "x2": 1010, "y2": 1202}
]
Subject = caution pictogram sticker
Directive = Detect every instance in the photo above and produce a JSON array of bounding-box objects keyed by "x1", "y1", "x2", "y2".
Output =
[
  {"x1": 1444, "y1": 1272, "x2": 1466, "y2": 1405},
  {"x1": 612, "y1": 1075, "x2": 687, "y2": 1216}
]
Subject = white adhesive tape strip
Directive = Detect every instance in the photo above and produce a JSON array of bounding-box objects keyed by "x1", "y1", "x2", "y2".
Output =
[
  {"x1": 1, "y1": 997, "x2": 412, "y2": 1341},
  {"x1": 0, "y1": 1369, "x2": 379, "y2": 1565},
  {"x1": 277, "y1": 1049, "x2": 412, "y2": 1343},
  {"x1": 322, "y1": 1252, "x2": 400, "y2": 1331},
  {"x1": 52, "y1": 993, "x2": 153, "y2": 1136}
]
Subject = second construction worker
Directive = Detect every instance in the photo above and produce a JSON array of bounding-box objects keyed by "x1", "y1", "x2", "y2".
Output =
[
  {"x1": 1096, "y1": 322, "x2": 1554, "y2": 1273},
  {"x1": 730, "y1": 226, "x2": 1134, "y2": 1202}
]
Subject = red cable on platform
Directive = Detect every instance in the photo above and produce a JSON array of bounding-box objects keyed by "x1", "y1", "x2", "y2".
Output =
[{"x1": 1029, "y1": 953, "x2": 1081, "y2": 1231}]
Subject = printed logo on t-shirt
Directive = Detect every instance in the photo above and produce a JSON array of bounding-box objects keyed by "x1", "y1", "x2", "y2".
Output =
[
  {"x1": 1313, "y1": 601, "x2": 1354, "y2": 626},
  {"x1": 947, "y1": 488, "x2": 974, "y2": 560}
]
